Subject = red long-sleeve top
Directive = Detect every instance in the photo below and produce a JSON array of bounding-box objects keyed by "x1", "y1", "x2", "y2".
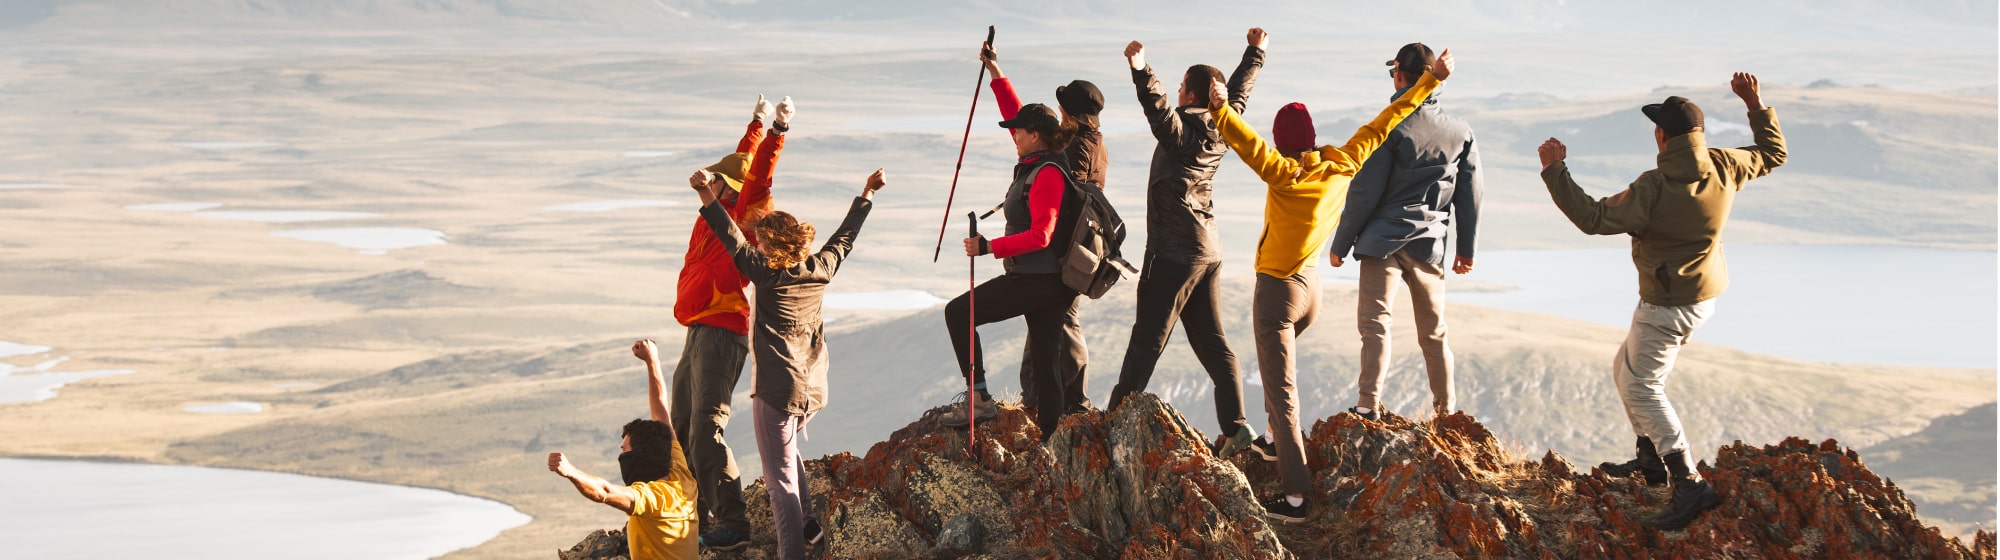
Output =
[
  {"x1": 988, "y1": 78, "x2": 1064, "y2": 259},
  {"x1": 674, "y1": 120, "x2": 781, "y2": 334}
]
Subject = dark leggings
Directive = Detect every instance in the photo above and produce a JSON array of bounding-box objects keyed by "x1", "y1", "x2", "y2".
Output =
[{"x1": 944, "y1": 272, "x2": 1084, "y2": 437}]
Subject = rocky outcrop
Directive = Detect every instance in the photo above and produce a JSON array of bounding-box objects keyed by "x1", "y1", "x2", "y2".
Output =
[{"x1": 563, "y1": 394, "x2": 1995, "y2": 559}]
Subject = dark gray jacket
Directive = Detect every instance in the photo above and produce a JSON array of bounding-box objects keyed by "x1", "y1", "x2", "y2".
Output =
[
  {"x1": 701, "y1": 196, "x2": 872, "y2": 416},
  {"x1": 1131, "y1": 45, "x2": 1263, "y2": 264},
  {"x1": 1328, "y1": 87, "x2": 1482, "y2": 265}
]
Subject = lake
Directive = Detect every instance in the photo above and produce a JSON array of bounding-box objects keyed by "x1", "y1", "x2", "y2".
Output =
[
  {"x1": 1429, "y1": 245, "x2": 1996, "y2": 369},
  {"x1": 0, "y1": 458, "x2": 530, "y2": 559}
]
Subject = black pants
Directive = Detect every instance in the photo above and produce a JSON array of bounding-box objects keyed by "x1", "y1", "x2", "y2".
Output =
[
  {"x1": 1016, "y1": 304, "x2": 1087, "y2": 413},
  {"x1": 944, "y1": 272, "x2": 1086, "y2": 437},
  {"x1": 1106, "y1": 254, "x2": 1247, "y2": 436}
]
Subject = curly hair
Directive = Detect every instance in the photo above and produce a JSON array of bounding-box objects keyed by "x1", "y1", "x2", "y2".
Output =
[{"x1": 750, "y1": 210, "x2": 815, "y2": 270}]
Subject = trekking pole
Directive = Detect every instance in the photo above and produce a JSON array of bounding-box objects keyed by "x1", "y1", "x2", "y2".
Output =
[
  {"x1": 932, "y1": 25, "x2": 996, "y2": 262},
  {"x1": 965, "y1": 210, "x2": 979, "y2": 453}
]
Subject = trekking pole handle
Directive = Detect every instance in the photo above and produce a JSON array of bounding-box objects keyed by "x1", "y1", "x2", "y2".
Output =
[{"x1": 967, "y1": 211, "x2": 979, "y2": 238}]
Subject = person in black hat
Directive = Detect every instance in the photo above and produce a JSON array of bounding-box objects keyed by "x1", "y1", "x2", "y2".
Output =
[
  {"x1": 1537, "y1": 72, "x2": 1786, "y2": 531},
  {"x1": 960, "y1": 42, "x2": 1104, "y2": 425},
  {"x1": 934, "y1": 95, "x2": 1089, "y2": 441},
  {"x1": 1327, "y1": 40, "x2": 1485, "y2": 424}
]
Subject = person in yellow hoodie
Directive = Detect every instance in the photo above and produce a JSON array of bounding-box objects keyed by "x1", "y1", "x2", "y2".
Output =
[
  {"x1": 548, "y1": 339, "x2": 702, "y2": 560},
  {"x1": 1206, "y1": 48, "x2": 1452, "y2": 524}
]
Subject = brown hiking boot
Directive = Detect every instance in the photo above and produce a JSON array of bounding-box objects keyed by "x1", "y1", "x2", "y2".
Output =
[
  {"x1": 937, "y1": 390, "x2": 997, "y2": 429},
  {"x1": 1599, "y1": 436, "x2": 1669, "y2": 486}
]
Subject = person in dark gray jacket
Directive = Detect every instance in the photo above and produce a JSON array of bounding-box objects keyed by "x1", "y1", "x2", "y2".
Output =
[
  {"x1": 699, "y1": 168, "x2": 885, "y2": 560},
  {"x1": 1104, "y1": 28, "x2": 1265, "y2": 458},
  {"x1": 1326, "y1": 42, "x2": 1482, "y2": 420}
]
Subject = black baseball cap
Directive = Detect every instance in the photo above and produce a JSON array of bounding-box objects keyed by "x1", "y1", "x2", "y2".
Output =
[
  {"x1": 1642, "y1": 96, "x2": 1704, "y2": 136},
  {"x1": 1387, "y1": 42, "x2": 1434, "y2": 78},
  {"x1": 1055, "y1": 79, "x2": 1103, "y2": 117},
  {"x1": 998, "y1": 103, "x2": 1061, "y2": 133}
]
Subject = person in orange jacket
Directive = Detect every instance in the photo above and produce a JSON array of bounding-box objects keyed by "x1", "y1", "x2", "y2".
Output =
[
  {"x1": 668, "y1": 94, "x2": 794, "y2": 551},
  {"x1": 1207, "y1": 50, "x2": 1453, "y2": 524}
]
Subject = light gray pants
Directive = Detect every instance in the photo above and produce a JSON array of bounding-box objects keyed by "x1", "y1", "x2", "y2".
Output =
[
  {"x1": 752, "y1": 398, "x2": 816, "y2": 560},
  {"x1": 1355, "y1": 251, "x2": 1454, "y2": 413},
  {"x1": 1254, "y1": 270, "x2": 1320, "y2": 496},
  {"x1": 1613, "y1": 300, "x2": 1714, "y2": 457}
]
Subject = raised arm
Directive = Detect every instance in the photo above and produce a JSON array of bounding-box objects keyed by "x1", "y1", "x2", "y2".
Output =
[
  {"x1": 1128, "y1": 41, "x2": 1185, "y2": 148},
  {"x1": 633, "y1": 339, "x2": 671, "y2": 424},
  {"x1": 549, "y1": 453, "x2": 638, "y2": 513},
  {"x1": 735, "y1": 95, "x2": 769, "y2": 153},
  {"x1": 1227, "y1": 28, "x2": 1267, "y2": 114},
  {"x1": 1209, "y1": 100, "x2": 1297, "y2": 186},
  {"x1": 1538, "y1": 138, "x2": 1654, "y2": 235},
  {"x1": 1319, "y1": 52, "x2": 1447, "y2": 173},
  {"x1": 984, "y1": 44, "x2": 1023, "y2": 123},
  {"x1": 814, "y1": 169, "x2": 885, "y2": 278},
  {"x1": 1717, "y1": 72, "x2": 1786, "y2": 186},
  {"x1": 735, "y1": 97, "x2": 792, "y2": 217}
]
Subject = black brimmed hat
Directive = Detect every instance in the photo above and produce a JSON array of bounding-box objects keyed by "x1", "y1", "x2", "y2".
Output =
[
  {"x1": 1055, "y1": 80, "x2": 1104, "y2": 117},
  {"x1": 998, "y1": 103, "x2": 1062, "y2": 134},
  {"x1": 1642, "y1": 96, "x2": 1704, "y2": 136},
  {"x1": 1387, "y1": 42, "x2": 1434, "y2": 78}
]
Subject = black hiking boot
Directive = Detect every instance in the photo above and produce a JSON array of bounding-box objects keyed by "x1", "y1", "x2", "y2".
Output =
[
  {"x1": 1599, "y1": 436, "x2": 1669, "y2": 486},
  {"x1": 1249, "y1": 433, "x2": 1279, "y2": 462},
  {"x1": 1259, "y1": 494, "x2": 1308, "y2": 524},
  {"x1": 1346, "y1": 406, "x2": 1380, "y2": 422},
  {"x1": 1644, "y1": 451, "x2": 1720, "y2": 530},
  {"x1": 803, "y1": 518, "x2": 824, "y2": 546}
]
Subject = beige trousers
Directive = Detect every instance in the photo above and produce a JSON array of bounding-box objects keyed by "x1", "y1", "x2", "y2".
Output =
[{"x1": 1354, "y1": 251, "x2": 1454, "y2": 413}]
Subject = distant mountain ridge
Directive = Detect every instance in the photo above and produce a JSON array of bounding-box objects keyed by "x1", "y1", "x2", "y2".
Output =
[{"x1": 24, "y1": 0, "x2": 1998, "y2": 49}]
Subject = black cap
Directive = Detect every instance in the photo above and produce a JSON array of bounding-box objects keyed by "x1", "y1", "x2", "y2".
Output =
[
  {"x1": 1055, "y1": 80, "x2": 1103, "y2": 117},
  {"x1": 998, "y1": 103, "x2": 1061, "y2": 134},
  {"x1": 1387, "y1": 42, "x2": 1434, "y2": 79},
  {"x1": 1642, "y1": 96, "x2": 1704, "y2": 136}
]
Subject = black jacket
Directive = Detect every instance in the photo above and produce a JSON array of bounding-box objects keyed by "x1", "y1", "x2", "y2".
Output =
[
  {"x1": 701, "y1": 196, "x2": 873, "y2": 416},
  {"x1": 1131, "y1": 45, "x2": 1263, "y2": 264}
]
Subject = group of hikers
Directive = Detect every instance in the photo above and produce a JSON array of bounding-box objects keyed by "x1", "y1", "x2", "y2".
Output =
[{"x1": 547, "y1": 27, "x2": 1786, "y2": 559}]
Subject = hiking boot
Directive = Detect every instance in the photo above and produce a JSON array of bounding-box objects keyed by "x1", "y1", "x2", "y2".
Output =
[
  {"x1": 1645, "y1": 477, "x2": 1720, "y2": 530},
  {"x1": 1249, "y1": 433, "x2": 1279, "y2": 462},
  {"x1": 1212, "y1": 426, "x2": 1256, "y2": 458},
  {"x1": 1259, "y1": 494, "x2": 1308, "y2": 524},
  {"x1": 1599, "y1": 437, "x2": 1669, "y2": 486},
  {"x1": 1346, "y1": 406, "x2": 1380, "y2": 422},
  {"x1": 803, "y1": 518, "x2": 824, "y2": 546},
  {"x1": 937, "y1": 390, "x2": 997, "y2": 429},
  {"x1": 699, "y1": 528, "x2": 750, "y2": 551}
]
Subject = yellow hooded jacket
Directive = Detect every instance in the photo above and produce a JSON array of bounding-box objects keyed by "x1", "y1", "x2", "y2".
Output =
[{"x1": 1213, "y1": 72, "x2": 1440, "y2": 278}]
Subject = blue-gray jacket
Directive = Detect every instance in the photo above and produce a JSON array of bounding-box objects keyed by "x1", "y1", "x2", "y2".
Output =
[{"x1": 1328, "y1": 87, "x2": 1481, "y2": 265}]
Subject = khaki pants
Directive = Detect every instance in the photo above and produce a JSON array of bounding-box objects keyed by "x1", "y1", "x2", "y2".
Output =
[
  {"x1": 1355, "y1": 251, "x2": 1454, "y2": 413},
  {"x1": 1614, "y1": 300, "x2": 1714, "y2": 456},
  {"x1": 1254, "y1": 270, "x2": 1319, "y2": 496}
]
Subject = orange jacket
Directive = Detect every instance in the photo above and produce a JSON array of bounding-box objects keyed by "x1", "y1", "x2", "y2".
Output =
[{"x1": 675, "y1": 121, "x2": 782, "y2": 334}]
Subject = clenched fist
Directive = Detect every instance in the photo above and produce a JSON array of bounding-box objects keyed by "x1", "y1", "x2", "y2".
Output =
[{"x1": 1538, "y1": 138, "x2": 1566, "y2": 170}]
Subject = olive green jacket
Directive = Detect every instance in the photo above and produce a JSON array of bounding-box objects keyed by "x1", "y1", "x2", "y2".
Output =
[{"x1": 1540, "y1": 107, "x2": 1786, "y2": 306}]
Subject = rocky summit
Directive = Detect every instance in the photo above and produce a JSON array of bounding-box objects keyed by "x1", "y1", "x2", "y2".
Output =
[{"x1": 562, "y1": 393, "x2": 1995, "y2": 559}]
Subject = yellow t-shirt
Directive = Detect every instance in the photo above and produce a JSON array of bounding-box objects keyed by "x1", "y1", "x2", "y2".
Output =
[{"x1": 626, "y1": 441, "x2": 699, "y2": 560}]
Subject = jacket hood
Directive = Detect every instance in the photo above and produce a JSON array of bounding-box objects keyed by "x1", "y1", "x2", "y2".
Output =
[{"x1": 1657, "y1": 130, "x2": 1713, "y2": 185}]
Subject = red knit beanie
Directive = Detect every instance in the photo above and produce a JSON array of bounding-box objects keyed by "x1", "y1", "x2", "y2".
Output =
[{"x1": 1272, "y1": 102, "x2": 1316, "y2": 153}]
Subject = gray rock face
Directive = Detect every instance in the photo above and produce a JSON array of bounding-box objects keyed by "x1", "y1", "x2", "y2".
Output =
[{"x1": 934, "y1": 513, "x2": 986, "y2": 557}]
